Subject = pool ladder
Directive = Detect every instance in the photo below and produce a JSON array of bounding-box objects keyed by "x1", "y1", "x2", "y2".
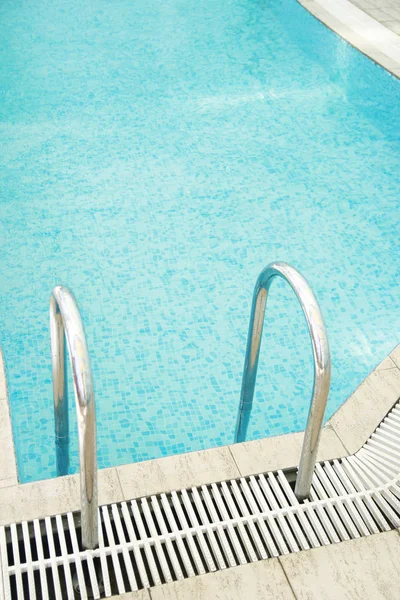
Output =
[
  {"x1": 234, "y1": 262, "x2": 331, "y2": 501},
  {"x1": 50, "y1": 286, "x2": 98, "y2": 550},
  {"x1": 49, "y1": 261, "x2": 330, "y2": 550}
]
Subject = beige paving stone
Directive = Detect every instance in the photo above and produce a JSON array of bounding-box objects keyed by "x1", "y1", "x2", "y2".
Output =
[
  {"x1": 352, "y1": 0, "x2": 373, "y2": 7},
  {"x1": 0, "y1": 477, "x2": 18, "y2": 489},
  {"x1": 383, "y1": 20, "x2": 400, "y2": 34},
  {"x1": 0, "y1": 474, "x2": 78, "y2": 525},
  {"x1": 0, "y1": 352, "x2": 17, "y2": 483},
  {"x1": 0, "y1": 411, "x2": 17, "y2": 482},
  {"x1": 97, "y1": 466, "x2": 125, "y2": 505},
  {"x1": 0, "y1": 350, "x2": 7, "y2": 402},
  {"x1": 280, "y1": 531, "x2": 400, "y2": 600},
  {"x1": 150, "y1": 560, "x2": 295, "y2": 600},
  {"x1": 229, "y1": 424, "x2": 346, "y2": 476},
  {"x1": 229, "y1": 431, "x2": 303, "y2": 476},
  {"x1": 366, "y1": 7, "x2": 394, "y2": 18},
  {"x1": 0, "y1": 467, "x2": 123, "y2": 525},
  {"x1": 386, "y1": 7, "x2": 400, "y2": 19},
  {"x1": 117, "y1": 446, "x2": 240, "y2": 500},
  {"x1": 376, "y1": 354, "x2": 396, "y2": 370},
  {"x1": 110, "y1": 591, "x2": 150, "y2": 600},
  {"x1": 329, "y1": 367, "x2": 400, "y2": 453},
  {"x1": 390, "y1": 343, "x2": 400, "y2": 368}
]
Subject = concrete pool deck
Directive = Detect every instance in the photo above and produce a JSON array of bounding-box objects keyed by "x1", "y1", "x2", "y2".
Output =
[{"x1": 351, "y1": 0, "x2": 400, "y2": 34}]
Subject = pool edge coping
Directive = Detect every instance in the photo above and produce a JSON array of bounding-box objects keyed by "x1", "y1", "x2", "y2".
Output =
[
  {"x1": 298, "y1": 0, "x2": 400, "y2": 78},
  {"x1": 0, "y1": 342, "x2": 399, "y2": 527},
  {"x1": 0, "y1": 351, "x2": 18, "y2": 488}
]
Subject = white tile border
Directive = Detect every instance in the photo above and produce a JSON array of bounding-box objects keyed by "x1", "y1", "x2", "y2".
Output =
[
  {"x1": 299, "y1": 0, "x2": 400, "y2": 77},
  {"x1": 0, "y1": 343, "x2": 399, "y2": 528}
]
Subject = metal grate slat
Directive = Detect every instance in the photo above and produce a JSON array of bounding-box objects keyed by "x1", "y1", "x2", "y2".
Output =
[
  {"x1": 159, "y1": 494, "x2": 197, "y2": 578},
  {"x1": 130, "y1": 500, "x2": 161, "y2": 586},
  {"x1": 33, "y1": 519, "x2": 49, "y2": 600},
  {"x1": 209, "y1": 484, "x2": 249, "y2": 565},
  {"x1": 368, "y1": 437, "x2": 400, "y2": 460},
  {"x1": 44, "y1": 518, "x2": 63, "y2": 600},
  {"x1": 10, "y1": 524, "x2": 23, "y2": 598},
  {"x1": 277, "y1": 470, "x2": 329, "y2": 546},
  {"x1": 248, "y1": 476, "x2": 290, "y2": 555},
  {"x1": 267, "y1": 473, "x2": 312, "y2": 550},
  {"x1": 363, "y1": 442, "x2": 400, "y2": 468},
  {"x1": 258, "y1": 475, "x2": 300, "y2": 553},
  {"x1": 342, "y1": 459, "x2": 391, "y2": 531},
  {"x1": 102, "y1": 505, "x2": 125, "y2": 595},
  {"x1": 186, "y1": 488, "x2": 223, "y2": 571},
  {"x1": 150, "y1": 496, "x2": 184, "y2": 581},
  {"x1": 200, "y1": 485, "x2": 237, "y2": 568},
  {"x1": 350, "y1": 456, "x2": 382, "y2": 488},
  {"x1": 111, "y1": 504, "x2": 138, "y2": 592},
  {"x1": 21, "y1": 522, "x2": 36, "y2": 600},
  {"x1": 172, "y1": 489, "x2": 215, "y2": 572},
  {"x1": 322, "y1": 463, "x2": 369, "y2": 537},
  {"x1": 229, "y1": 480, "x2": 268, "y2": 559},
  {"x1": 315, "y1": 464, "x2": 360, "y2": 539},
  {"x1": 140, "y1": 498, "x2": 173, "y2": 584},
  {"x1": 357, "y1": 449, "x2": 397, "y2": 481},
  {"x1": 310, "y1": 473, "x2": 350, "y2": 541},
  {"x1": 120, "y1": 501, "x2": 150, "y2": 589},
  {"x1": 237, "y1": 478, "x2": 279, "y2": 557},
  {"x1": 55, "y1": 515, "x2": 75, "y2": 599},
  {"x1": 220, "y1": 481, "x2": 262, "y2": 561},
  {"x1": 0, "y1": 526, "x2": 11, "y2": 600},
  {"x1": 332, "y1": 461, "x2": 378, "y2": 535},
  {"x1": 97, "y1": 508, "x2": 112, "y2": 597}
]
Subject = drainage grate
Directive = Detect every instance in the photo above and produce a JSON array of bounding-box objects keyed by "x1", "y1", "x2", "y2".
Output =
[{"x1": 2, "y1": 401, "x2": 400, "y2": 599}]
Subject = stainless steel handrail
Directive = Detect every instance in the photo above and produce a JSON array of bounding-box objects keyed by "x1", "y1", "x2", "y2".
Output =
[
  {"x1": 234, "y1": 262, "x2": 331, "y2": 501},
  {"x1": 50, "y1": 286, "x2": 98, "y2": 549}
]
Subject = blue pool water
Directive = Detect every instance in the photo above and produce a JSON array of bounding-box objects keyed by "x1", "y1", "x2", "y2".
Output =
[{"x1": 1, "y1": 0, "x2": 399, "y2": 483}]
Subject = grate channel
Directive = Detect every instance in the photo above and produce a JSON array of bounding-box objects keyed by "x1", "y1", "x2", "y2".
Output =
[{"x1": 2, "y1": 401, "x2": 400, "y2": 599}]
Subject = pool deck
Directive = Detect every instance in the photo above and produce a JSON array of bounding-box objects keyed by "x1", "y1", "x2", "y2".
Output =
[
  {"x1": 299, "y1": 0, "x2": 400, "y2": 77},
  {"x1": 351, "y1": 0, "x2": 400, "y2": 35},
  {"x1": 1, "y1": 343, "x2": 400, "y2": 599}
]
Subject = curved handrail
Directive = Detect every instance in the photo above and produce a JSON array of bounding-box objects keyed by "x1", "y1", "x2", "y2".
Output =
[
  {"x1": 234, "y1": 262, "x2": 331, "y2": 501},
  {"x1": 50, "y1": 286, "x2": 98, "y2": 549}
]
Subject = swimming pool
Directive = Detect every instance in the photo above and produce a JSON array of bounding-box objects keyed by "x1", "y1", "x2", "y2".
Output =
[{"x1": 1, "y1": 0, "x2": 399, "y2": 484}]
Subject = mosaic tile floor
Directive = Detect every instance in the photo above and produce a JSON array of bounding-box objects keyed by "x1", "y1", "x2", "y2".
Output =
[{"x1": 0, "y1": 0, "x2": 399, "y2": 483}]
